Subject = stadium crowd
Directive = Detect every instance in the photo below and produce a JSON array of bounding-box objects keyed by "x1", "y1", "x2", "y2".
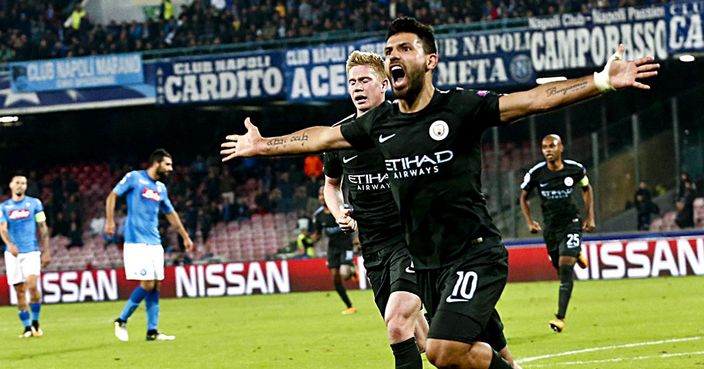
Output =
[{"x1": 1, "y1": 0, "x2": 670, "y2": 62}]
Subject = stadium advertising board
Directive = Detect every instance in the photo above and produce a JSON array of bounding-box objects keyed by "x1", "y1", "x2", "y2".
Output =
[
  {"x1": 9, "y1": 53, "x2": 144, "y2": 93},
  {"x1": 666, "y1": 0, "x2": 704, "y2": 54},
  {"x1": 155, "y1": 51, "x2": 285, "y2": 105},
  {"x1": 0, "y1": 234, "x2": 701, "y2": 305}
]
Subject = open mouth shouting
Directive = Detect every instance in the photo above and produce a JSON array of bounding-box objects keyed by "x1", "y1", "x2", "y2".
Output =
[
  {"x1": 390, "y1": 64, "x2": 407, "y2": 91},
  {"x1": 354, "y1": 94, "x2": 368, "y2": 105}
]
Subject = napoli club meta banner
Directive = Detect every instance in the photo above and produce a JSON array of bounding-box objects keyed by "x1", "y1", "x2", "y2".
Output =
[{"x1": 10, "y1": 53, "x2": 144, "y2": 92}]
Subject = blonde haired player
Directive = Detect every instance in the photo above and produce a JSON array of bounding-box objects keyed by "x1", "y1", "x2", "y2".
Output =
[{"x1": 0, "y1": 174, "x2": 51, "y2": 338}]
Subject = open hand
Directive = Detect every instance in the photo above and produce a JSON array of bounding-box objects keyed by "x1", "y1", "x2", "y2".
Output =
[
  {"x1": 221, "y1": 117, "x2": 263, "y2": 161},
  {"x1": 608, "y1": 44, "x2": 660, "y2": 90}
]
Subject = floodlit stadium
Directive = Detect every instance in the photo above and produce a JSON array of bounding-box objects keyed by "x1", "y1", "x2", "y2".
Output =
[{"x1": 0, "y1": 1, "x2": 703, "y2": 368}]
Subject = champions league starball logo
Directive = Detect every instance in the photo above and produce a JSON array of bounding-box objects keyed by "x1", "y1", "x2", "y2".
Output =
[{"x1": 509, "y1": 55, "x2": 534, "y2": 84}]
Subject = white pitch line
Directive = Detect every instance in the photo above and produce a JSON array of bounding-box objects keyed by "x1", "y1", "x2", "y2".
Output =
[
  {"x1": 517, "y1": 336, "x2": 702, "y2": 363},
  {"x1": 527, "y1": 350, "x2": 704, "y2": 367}
]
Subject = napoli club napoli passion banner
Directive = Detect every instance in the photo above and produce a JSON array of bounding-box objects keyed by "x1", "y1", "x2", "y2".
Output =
[{"x1": 1, "y1": 232, "x2": 702, "y2": 306}]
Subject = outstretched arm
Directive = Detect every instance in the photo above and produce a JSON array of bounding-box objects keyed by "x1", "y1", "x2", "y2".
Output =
[
  {"x1": 221, "y1": 118, "x2": 353, "y2": 161},
  {"x1": 499, "y1": 44, "x2": 659, "y2": 123}
]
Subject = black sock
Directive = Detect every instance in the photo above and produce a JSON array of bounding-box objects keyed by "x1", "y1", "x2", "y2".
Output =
[
  {"x1": 390, "y1": 338, "x2": 422, "y2": 369},
  {"x1": 334, "y1": 282, "x2": 352, "y2": 308},
  {"x1": 557, "y1": 264, "x2": 575, "y2": 319},
  {"x1": 489, "y1": 349, "x2": 512, "y2": 369}
]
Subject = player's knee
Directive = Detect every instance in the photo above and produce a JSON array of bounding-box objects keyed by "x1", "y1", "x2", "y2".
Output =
[
  {"x1": 141, "y1": 281, "x2": 156, "y2": 291},
  {"x1": 385, "y1": 315, "x2": 414, "y2": 342},
  {"x1": 427, "y1": 340, "x2": 491, "y2": 369}
]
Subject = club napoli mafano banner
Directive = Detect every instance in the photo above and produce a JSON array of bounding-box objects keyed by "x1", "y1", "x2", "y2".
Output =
[{"x1": 1, "y1": 232, "x2": 703, "y2": 305}]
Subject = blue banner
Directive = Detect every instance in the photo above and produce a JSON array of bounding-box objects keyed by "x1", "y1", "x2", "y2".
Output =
[
  {"x1": 0, "y1": 64, "x2": 155, "y2": 115},
  {"x1": 9, "y1": 53, "x2": 144, "y2": 92},
  {"x1": 155, "y1": 51, "x2": 285, "y2": 105},
  {"x1": 666, "y1": 0, "x2": 704, "y2": 54}
]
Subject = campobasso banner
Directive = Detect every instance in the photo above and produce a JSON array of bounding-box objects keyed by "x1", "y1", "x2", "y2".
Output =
[
  {"x1": 155, "y1": 51, "x2": 285, "y2": 105},
  {"x1": 10, "y1": 53, "x2": 144, "y2": 92},
  {"x1": 1, "y1": 233, "x2": 702, "y2": 306}
]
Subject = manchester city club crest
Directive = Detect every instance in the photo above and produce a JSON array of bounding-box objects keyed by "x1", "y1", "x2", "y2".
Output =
[
  {"x1": 429, "y1": 120, "x2": 449, "y2": 141},
  {"x1": 564, "y1": 177, "x2": 574, "y2": 186}
]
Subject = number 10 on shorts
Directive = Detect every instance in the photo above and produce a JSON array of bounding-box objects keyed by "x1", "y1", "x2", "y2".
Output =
[{"x1": 446, "y1": 271, "x2": 478, "y2": 303}]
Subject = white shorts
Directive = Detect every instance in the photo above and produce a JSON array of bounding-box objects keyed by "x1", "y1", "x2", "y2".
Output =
[
  {"x1": 5, "y1": 251, "x2": 41, "y2": 286},
  {"x1": 123, "y1": 243, "x2": 165, "y2": 281}
]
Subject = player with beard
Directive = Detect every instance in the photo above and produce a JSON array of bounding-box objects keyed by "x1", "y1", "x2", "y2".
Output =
[
  {"x1": 106, "y1": 149, "x2": 194, "y2": 342},
  {"x1": 0, "y1": 173, "x2": 51, "y2": 338},
  {"x1": 220, "y1": 17, "x2": 658, "y2": 369},
  {"x1": 520, "y1": 134, "x2": 594, "y2": 333}
]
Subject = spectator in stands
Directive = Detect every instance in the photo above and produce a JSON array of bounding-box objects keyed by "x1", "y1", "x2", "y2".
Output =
[
  {"x1": 634, "y1": 193, "x2": 659, "y2": 231},
  {"x1": 65, "y1": 3, "x2": 87, "y2": 33},
  {"x1": 678, "y1": 172, "x2": 697, "y2": 199},
  {"x1": 675, "y1": 179, "x2": 696, "y2": 229},
  {"x1": 161, "y1": 0, "x2": 175, "y2": 21},
  {"x1": 635, "y1": 181, "x2": 652, "y2": 203},
  {"x1": 67, "y1": 212, "x2": 84, "y2": 248}
]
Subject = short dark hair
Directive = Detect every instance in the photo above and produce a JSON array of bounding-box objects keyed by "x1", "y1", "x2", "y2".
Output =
[
  {"x1": 386, "y1": 17, "x2": 437, "y2": 54},
  {"x1": 149, "y1": 148, "x2": 172, "y2": 164}
]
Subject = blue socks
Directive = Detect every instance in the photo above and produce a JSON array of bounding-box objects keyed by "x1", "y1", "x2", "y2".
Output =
[
  {"x1": 119, "y1": 286, "x2": 149, "y2": 322},
  {"x1": 145, "y1": 289, "x2": 160, "y2": 331},
  {"x1": 19, "y1": 310, "x2": 31, "y2": 328},
  {"x1": 30, "y1": 303, "x2": 41, "y2": 323}
]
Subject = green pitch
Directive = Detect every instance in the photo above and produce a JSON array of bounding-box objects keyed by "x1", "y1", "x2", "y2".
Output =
[{"x1": 1, "y1": 276, "x2": 702, "y2": 369}]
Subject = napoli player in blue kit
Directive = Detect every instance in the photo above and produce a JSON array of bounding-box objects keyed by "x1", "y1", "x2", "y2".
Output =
[
  {"x1": 105, "y1": 149, "x2": 193, "y2": 341},
  {"x1": 0, "y1": 174, "x2": 51, "y2": 338}
]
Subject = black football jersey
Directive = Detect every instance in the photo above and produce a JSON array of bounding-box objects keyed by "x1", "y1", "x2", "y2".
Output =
[
  {"x1": 520, "y1": 160, "x2": 588, "y2": 228},
  {"x1": 323, "y1": 107, "x2": 405, "y2": 255},
  {"x1": 340, "y1": 88, "x2": 503, "y2": 270}
]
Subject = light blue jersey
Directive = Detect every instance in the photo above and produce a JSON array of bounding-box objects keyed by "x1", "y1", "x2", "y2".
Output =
[
  {"x1": 113, "y1": 170, "x2": 174, "y2": 245},
  {"x1": 0, "y1": 196, "x2": 45, "y2": 253}
]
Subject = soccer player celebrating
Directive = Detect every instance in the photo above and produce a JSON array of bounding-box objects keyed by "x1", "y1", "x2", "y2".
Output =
[
  {"x1": 0, "y1": 174, "x2": 51, "y2": 338},
  {"x1": 106, "y1": 149, "x2": 193, "y2": 342},
  {"x1": 323, "y1": 50, "x2": 430, "y2": 368},
  {"x1": 312, "y1": 186, "x2": 357, "y2": 314},
  {"x1": 221, "y1": 17, "x2": 658, "y2": 369},
  {"x1": 519, "y1": 134, "x2": 594, "y2": 333}
]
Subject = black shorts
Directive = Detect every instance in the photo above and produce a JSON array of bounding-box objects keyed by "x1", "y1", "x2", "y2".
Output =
[
  {"x1": 365, "y1": 241, "x2": 420, "y2": 318},
  {"x1": 544, "y1": 219, "x2": 583, "y2": 266},
  {"x1": 418, "y1": 238, "x2": 509, "y2": 346},
  {"x1": 327, "y1": 243, "x2": 354, "y2": 269}
]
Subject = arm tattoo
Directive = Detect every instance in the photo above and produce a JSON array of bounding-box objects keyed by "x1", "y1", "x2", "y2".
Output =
[
  {"x1": 546, "y1": 81, "x2": 588, "y2": 97},
  {"x1": 267, "y1": 137, "x2": 287, "y2": 146}
]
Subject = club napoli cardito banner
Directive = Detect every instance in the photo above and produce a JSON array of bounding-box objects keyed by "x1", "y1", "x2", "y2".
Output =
[
  {"x1": 2, "y1": 233, "x2": 703, "y2": 306},
  {"x1": 155, "y1": 51, "x2": 285, "y2": 105},
  {"x1": 10, "y1": 53, "x2": 144, "y2": 93}
]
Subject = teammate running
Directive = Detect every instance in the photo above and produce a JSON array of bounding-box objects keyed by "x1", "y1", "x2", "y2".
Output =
[
  {"x1": 221, "y1": 17, "x2": 658, "y2": 369},
  {"x1": 519, "y1": 134, "x2": 595, "y2": 333},
  {"x1": 312, "y1": 186, "x2": 357, "y2": 315},
  {"x1": 106, "y1": 149, "x2": 194, "y2": 342},
  {"x1": 323, "y1": 50, "x2": 429, "y2": 368},
  {"x1": 0, "y1": 174, "x2": 51, "y2": 338}
]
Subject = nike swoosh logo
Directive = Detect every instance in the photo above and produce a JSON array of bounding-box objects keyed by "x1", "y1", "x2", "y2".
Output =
[
  {"x1": 342, "y1": 155, "x2": 358, "y2": 163},
  {"x1": 539, "y1": 183, "x2": 549, "y2": 187},
  {"x1": 405, "y1": 266, "x2": 415, "y2": 274},
  {"x1": 379, "y1": 133, "x2": 397, "y2": 143},
  {"x1": 445, "y1": 296, "x2": 469, "y2": 303}
]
